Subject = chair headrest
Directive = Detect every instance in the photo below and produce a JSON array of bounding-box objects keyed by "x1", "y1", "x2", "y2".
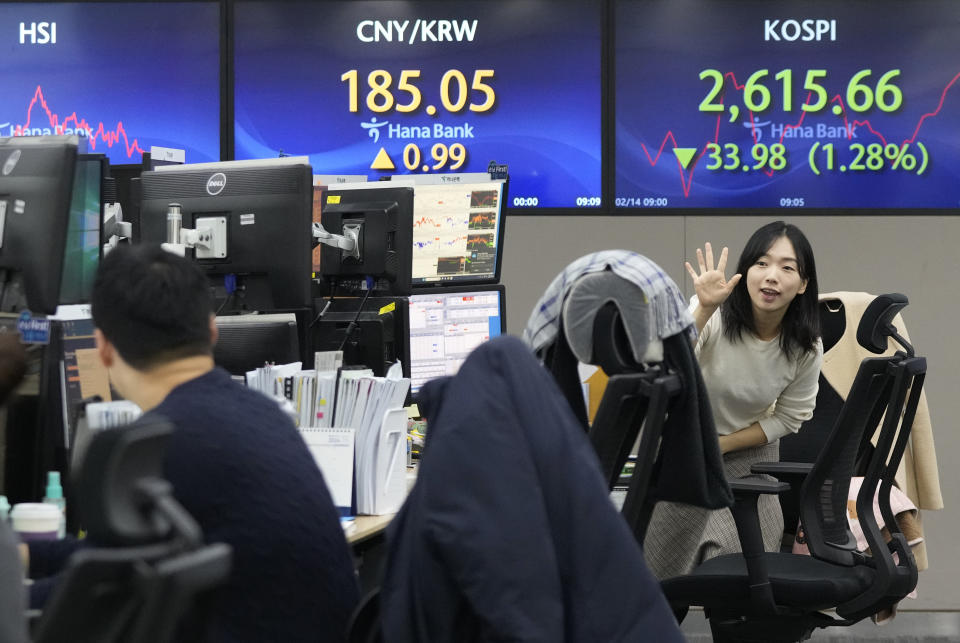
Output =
[
  {"x1": 74, "y1": 417, "x2": 175, "y2": 546},
  {"x1": 562, "y1": 271, "x2": 664, "y2": 369},
  {"x1": 856, "y1": 293, "x2": 909, "y2": 354}
]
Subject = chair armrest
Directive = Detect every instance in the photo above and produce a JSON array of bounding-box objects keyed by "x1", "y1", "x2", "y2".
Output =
[
  {"x1": 726, "y1": 478, "x2": 789, "y2": 616},
  {"x1": 728, "y1": 478, "x2": 790, "y2": 495},
  {"x1": 750, "y1": 461, "x2": 814, "y2": 477}
]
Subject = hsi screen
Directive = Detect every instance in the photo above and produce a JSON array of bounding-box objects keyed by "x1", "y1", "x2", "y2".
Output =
[{"x1": 0, "y1": 2, "x2": 220, "y2": 165}]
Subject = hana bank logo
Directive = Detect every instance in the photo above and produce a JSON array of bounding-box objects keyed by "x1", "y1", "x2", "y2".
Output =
[
  {"x1": 206, "y1": 172, "x2": 227, "y2": 196},
  {"x1": 744, "y1": 120, "x2": 772, "y2": 141},
  {"x1": 362, "y1": 117, "x2": 389, "y2": 143}
]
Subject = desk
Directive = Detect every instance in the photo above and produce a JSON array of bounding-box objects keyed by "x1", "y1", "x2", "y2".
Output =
[
  {"x1": 346, "y1": 513, "x2": 394, "y2": 546},
  {"x1": 343, "y1": 466, "x2": 416, "y2": 591}
]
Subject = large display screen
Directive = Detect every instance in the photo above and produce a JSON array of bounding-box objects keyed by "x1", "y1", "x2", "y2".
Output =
[
  {"x1": 615, "y1": 0, "x2": 960, "y2": 209},
  {"x1": 0, "y1": 2, "x2": 220, "y2": 165},
  {"x1": 234, "y1": 0, "x2": 602, "y2": 210}
]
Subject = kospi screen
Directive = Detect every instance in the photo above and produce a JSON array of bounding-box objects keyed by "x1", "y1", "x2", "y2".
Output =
[
  {"x1": 0, "y1": 2, "x2": 220, "y2": 165},
  {"x1": 615, "y1": 0, "x2": 960, "y2": 210},
  {"x1": 234, "y1": 1, "x2": 603, "y2": 211}
]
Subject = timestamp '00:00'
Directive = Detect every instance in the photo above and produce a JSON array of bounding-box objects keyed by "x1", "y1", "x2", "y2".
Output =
[{"x1": 615, "y1": 197, "x2": 669, "y2": 207}]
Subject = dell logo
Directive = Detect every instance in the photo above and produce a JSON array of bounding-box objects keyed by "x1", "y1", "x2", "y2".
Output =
[
  {"x1": 764, "y1": 19, "x2": 836, "y2": 42},
  {"x1": 205, "y1": 173, "x2": 226, "y2": 196},
  {"x1": 2, "y1": 150, "x2": 21, "y2": 176},
  {"x1": 19, "y1": 22, "x2": 56, "y2": 45}
]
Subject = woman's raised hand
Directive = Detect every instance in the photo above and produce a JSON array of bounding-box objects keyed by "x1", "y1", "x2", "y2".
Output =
[{"x1": 685, "y1": 242, "x2": 742, "y2": 309}]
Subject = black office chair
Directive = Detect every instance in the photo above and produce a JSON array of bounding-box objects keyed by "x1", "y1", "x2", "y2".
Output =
[
  {"x1": 347, "y1": 589, "x2": 383, "y2": 643},
  {"x1": 661, "y1": 293, "x2": 925, "y2": 642},
  {"x1": 778, "y1": 294, "x2": 893, "y2": 542},
  {"x1": 32, "y1": 417, "x2": 232, "y2": 643},
  {"x1": 545, "y1": 269, "x2": 732, "y2": 543}
]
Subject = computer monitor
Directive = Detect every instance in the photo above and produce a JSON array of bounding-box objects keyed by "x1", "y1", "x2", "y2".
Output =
[
  {"x1": 138, "y1": 158, "x2": 314, "y2": 312},
  {"x1": 310, "y1": 296, "x2": 404, "y2": 378},
  {"x1": 60, "y1": 154, "x2": 107, "y2": 305},
  {"x1": 410, "y1": 181, "x2": 507, "y2": 287},
  {"x1": 318, "y1": 185, "x2": 414, "y2": 295},
  {"x1": 213, "y1": 313, "x2": 301, "y2": 376},
  {"x1": 407, "y1": 285, "x2": 506, "y2": 395},
  {"x1": 0, "y1": 135, "x2": 79, "y2": 314}
]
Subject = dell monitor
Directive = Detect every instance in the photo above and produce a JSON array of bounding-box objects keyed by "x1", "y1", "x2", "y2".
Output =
[
  {"x1": 0, "y1": 135, "x2": 79, "y2": 314},
  {"x1": 59, "y1": 154, "x2": 108, "y2": 305},
  {"x1": 137, "y1": 158, "x2": 314, "y2": 313},
  {"x1": 407, "y1": 285, "x2": 506, "y2": 395}
]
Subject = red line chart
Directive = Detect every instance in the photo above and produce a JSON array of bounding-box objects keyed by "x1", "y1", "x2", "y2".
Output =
[{"x1": 12, "y1": 85, "x2": 145, "y2": 158}]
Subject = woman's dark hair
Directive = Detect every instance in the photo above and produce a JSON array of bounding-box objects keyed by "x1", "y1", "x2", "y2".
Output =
[{"x1": 720, "y1": 221, "x2": 820, "y2": 357}]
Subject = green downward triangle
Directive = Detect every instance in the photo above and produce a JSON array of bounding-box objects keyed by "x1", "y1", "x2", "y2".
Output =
[{"x1": 672, "y1": 147, "x2": 697, "y2": 169}]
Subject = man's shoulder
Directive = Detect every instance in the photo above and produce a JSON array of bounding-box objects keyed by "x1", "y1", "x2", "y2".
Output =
[{"x1": 155, "y1": 369, "x2": 293, "y2": 429}]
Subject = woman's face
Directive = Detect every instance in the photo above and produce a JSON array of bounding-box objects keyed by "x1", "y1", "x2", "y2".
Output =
[{"x1": 745, "y1": 235, "x2": 808, "y2": 320}]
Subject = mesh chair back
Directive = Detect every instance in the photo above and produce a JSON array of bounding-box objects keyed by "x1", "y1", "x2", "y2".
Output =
[{"x1": 799, "y1": 357, "x2": 895, "y2": 565}]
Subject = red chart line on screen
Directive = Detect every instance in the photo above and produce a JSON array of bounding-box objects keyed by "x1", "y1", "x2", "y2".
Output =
[
  {"x1": 638, "y1": 70, "x2": 960, "y2": 198},
  {"x1": 11, "y1": 85, "x2": 146, "y2": 159}
]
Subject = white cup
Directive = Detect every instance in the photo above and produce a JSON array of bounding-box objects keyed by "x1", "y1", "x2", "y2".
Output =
[{"x1": 10, "y1": 503, "x2": 61, "y2": 542}]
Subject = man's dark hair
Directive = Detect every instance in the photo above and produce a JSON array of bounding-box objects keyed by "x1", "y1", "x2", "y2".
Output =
[
  {"x1": 721, "y1": 221, "x2": 820, "y2": 358},
  {"x1": 91, "y1": 244, "x2": 214, "y2": 371}
]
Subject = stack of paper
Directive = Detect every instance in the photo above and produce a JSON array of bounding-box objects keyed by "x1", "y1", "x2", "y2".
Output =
[
  {"x1": 270, "y1": 361, "x2": 412, "y2": 516},
  {"x1": 245, "y1": 361, "x2": 302, "y2": 398},
  {"x1": 347, "y1": 363, "x2": 411, "y2": 515}
]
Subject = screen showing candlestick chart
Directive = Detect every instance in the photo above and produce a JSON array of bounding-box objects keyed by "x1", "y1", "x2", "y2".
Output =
[
  {"x1": 411, "y1": 181, "x2": 504, "y2": 285},
  {"x1": 0, "y1": 2, "x2": 220, "y2": 165},
  {"x1": 615, "y1": 0, "x2": 960, "y2": 209},
  {"x1": 233, "y1": 0, "x2": 602, "y2": 211}
]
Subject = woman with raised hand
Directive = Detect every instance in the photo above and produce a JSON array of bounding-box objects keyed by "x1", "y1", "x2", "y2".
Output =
[{"x1": 645, "y1": 221, "x2": 822, "y2": 579}]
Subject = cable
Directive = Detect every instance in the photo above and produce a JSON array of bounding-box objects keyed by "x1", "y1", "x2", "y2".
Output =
[
  {"x1": 309, "y1": 277, "x2": 337, "y2": 328},
  {"x1": 215, "y1": 274, "x2": 237, "y2": 316},
  {"x1": 214, "y1": 293, "x2": 233, "y2": 316},
  {"x1": 337, "y1": 279, "x2": 374, "y2": 352}
]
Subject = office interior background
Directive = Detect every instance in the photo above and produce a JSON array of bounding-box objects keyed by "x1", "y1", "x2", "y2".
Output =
[{"x1": 2, "y1": 0, "x2": 958, "y2": 622}]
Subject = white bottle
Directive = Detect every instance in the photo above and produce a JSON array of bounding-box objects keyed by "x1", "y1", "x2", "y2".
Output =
[{"x1": 42, "y1": 471, "x2": 66, "y2": 539}]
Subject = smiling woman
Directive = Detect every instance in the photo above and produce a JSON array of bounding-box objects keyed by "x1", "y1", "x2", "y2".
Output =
[{"x1": 644, "y1": 221, "x2": 823, "y2": 580}]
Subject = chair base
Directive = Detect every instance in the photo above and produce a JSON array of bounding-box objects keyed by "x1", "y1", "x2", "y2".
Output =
[{"x1": 707, "y1": 609, "x2": 838, "y2": 643}]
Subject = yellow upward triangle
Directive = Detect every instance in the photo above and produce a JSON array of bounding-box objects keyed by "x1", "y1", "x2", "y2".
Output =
[{"x1": 370, "y1": 147, "x2": 395, "y2": 170}]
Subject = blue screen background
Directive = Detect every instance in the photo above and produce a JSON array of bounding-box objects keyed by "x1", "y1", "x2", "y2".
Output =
[
  {"x1": 616, "y1": 0, "x2": 960, "y2": 209},
  {"x1": 234, "y1": 0, "x2": 603, "y2": 210},
  {"x1": 0, "y1": 2, "x2": 220, "y2": 165}
]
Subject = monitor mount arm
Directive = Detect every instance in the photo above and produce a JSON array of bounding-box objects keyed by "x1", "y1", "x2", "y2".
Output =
[
  {"x1": 101, "y1": 202, "x2": 132, "y2": 256},
  {"x1": 312, "y1": 221, "x2": 361, "y2": 261},
  {"x1": 161, "y1": 203, "x2": 227, "y2": 259}
]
